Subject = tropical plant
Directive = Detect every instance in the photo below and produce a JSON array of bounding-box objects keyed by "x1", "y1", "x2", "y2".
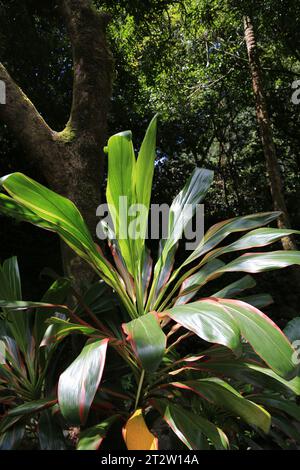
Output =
[
  {"x1": 0, "y1": 116, "x2": 300, "y2": 450},
  {"x1": 0, "y1": 257, "x2": 71, "y2": 449}
]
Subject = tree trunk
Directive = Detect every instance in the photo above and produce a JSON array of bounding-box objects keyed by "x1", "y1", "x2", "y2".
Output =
[
  {"x1": 0, "y1": 0, "x2": 114, "y2": 289},
  {"x1": 244, "y1": 15, "x2": 297, "y2": 251}
]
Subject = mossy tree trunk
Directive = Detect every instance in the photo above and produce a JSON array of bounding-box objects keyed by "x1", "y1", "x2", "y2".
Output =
[{"x1": 0, "y1": 0, "x2": 114, "y2": 288}]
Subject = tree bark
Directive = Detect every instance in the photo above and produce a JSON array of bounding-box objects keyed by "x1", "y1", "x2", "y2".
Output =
[
  {"x1": 244, "y1": 15, "x2": 297, "y2": 251},
  {"x1": 0, "y1": 0, "x2": 114, "y2": 289}
]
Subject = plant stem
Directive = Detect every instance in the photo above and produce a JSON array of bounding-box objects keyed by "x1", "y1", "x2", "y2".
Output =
[{"x1": 134, "y1": 369, "x2": 145, "y2": 410}]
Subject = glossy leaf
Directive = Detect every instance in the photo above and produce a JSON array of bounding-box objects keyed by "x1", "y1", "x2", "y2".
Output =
[
  {"x1": 213, "y1": 251, "x2": 300, "y2": 277},
  {"x1": 184, "y1": 211, "x2": 281, "y2": 266},
  {"x1": 0, "y1": 193, "x2": 54, "y2": 229},
  {"x1": 166, "y1": 301, "x2": 241, "y2": 352},
  {"x1": 58, "y1": 338, "x2": 108, "y2": 425},
  {"x1": 160, "y1": 168, "x2": 214, "y2": 265},
  {"x1": 172, "y1": 378, "x2": 271, "y2": 433},
  {"x1": 41, "y1": 317, "x2": 100, "y2": 346},
  {"x1": 196, "y1": 358, "x2": 300, "y2": 396},
  {"x1": 202, "y1": 228, "x2": 300, "y2": 265},
  {"x1": 217, "y1": 298, "x2": 297, "y2": 379},
  {"x1": 106, "y1": 130, "x2": 136, "y2": 274},
  {"x1": 0, "y1": 257, "x2": 27, "y2": 354},
  {"x1": 149, "y1": 168, "x2": 213, "y2": 308},
  {"x1": 0, "y1": 173, "x2": 117, "y2": 287},
  {"x1": 134, "y1": 114, "x2": 158, "y2": 256},
  {"x1": 123, "y1": 312, "x2": 166, "y2": 372}
]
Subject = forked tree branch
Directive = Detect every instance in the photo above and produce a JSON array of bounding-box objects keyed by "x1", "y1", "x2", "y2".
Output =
[{"x1": 0, "y1": 62, "x2": 54, "y2": 161}]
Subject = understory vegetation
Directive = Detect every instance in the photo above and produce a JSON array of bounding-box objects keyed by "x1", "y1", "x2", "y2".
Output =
[
  {"x1": 0, "y1": 0, "x2": 300, "y2": 451},
  {"x1": 0, "y1": 118, "x2": 300, "y2": 449}
]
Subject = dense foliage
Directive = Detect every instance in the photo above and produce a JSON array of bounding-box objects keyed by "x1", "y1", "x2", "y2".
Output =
[
  {"x1": 0, "y1": 0, "x2": 300, "y2": 451},
  {"x1": 0, "y1": 119, "x2": 300, "y2": 449}
]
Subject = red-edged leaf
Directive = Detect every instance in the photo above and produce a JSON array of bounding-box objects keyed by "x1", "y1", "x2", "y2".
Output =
[
  {"x1": 165, "y1": 301, "x2": 241, "y2": 352},
  {"x1": 215, "y1": 298, "x2": 297, "y2": 379},
  {"x1": 58, "y1": 338, "x2": 108, "y2": 425},
  {"x1": 171, "y1": 378, "x2": 271, "y2": 433},
  {"x1": 184, "y1": 212, "x2": 281, "y2": 266}
]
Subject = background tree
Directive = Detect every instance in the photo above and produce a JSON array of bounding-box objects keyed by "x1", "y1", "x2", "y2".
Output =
[
  {"x1": 0, "y1": 0, "x2": 113, "y2": 286},
  {"x1": 0, "y1": 0, "x2": 299, "y2": 319}
]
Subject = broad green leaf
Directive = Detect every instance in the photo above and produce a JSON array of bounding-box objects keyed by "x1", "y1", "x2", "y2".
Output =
[
  {"x1": 134, "y1": 115, "x2": 158, "y2": 257},
  {"x1": 1, "y1": 257, "x2": 22, "y2": 300},
  {"x1": 122, "y1": 312, "x2": 166, "y2": 373},
  {"x1": 0, "y1": 173, "x2": 118, "y2": 287},
  {"x1": 217, "y1": 299, "x2": 297, "y2": 379},
  {"x1": 160, "y1": 168, "x2": 214, "y2": 264},
  {"x1": 172, "y1": 377, "x2": 271, "y2": 433},
  {"x1": 153, "y1": 399, "x2": 229, "y2": 450},
  {"x1": 106, "y1": 130, "x2": 136, "y2": 274},
  {"x1": 58, "y1": 338, "x2": 108, "y2": 425},
  {"x1": 77, "y1": 415, "x2": 119, "y2": 450},
  {"x1": 166, "y1": 301, "x2": 241, "y2": 352},
  {"x1": 142, "y1": 248, "x2": 153, "y2": 303},
  {"x1": 0, "y1": 193, "x2": 54, "y2": 229},
  {"x1": 212, "y1": 275, "x2": 256, "y2": 298},
  {"x1": 193, "y1": 359, "x2": 300, "y2": 396},
  {"x1": 150, "y1": 168, "x2": 214, "y2": 308},
  {"x1": 184, "y1": 212, "x2": 281, "y2": 267},
  {"x1": 202, "y1": 228, "x2": 300, "y2": 265},
  {"x1": 213, "y1": 251, "x2": 300, "y2": 277},
  {"x1": 167, "y1": 297, "x2": 297, "y2": 379}
]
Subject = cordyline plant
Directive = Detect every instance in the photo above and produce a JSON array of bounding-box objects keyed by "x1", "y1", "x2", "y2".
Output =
[
  {"x1": 1, "y1": 116, "x2": 300, "y2": 450},
  {"x1": 0, "y1": 257, "x2": 70, "y2": 449}
]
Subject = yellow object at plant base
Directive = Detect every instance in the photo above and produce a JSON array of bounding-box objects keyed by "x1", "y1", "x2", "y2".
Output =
[{"x1": 123, "y1": 408, "x2": 158, "y2": 450}]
